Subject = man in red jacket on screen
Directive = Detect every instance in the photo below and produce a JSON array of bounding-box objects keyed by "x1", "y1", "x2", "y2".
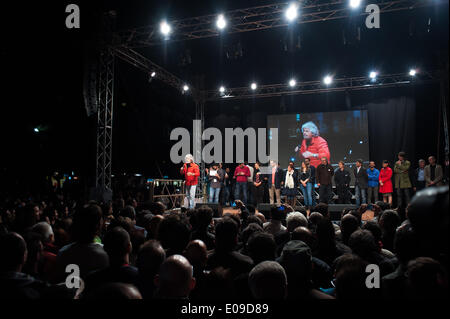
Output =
[
  {"x1": 180, "y1": 154, "x2": 200, "y2": 209},
  {"x1": 295, "y1": 121, "x2": 330, "y2": 168}
]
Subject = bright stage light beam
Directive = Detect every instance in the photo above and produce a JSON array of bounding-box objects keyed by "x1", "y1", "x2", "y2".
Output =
[
  {"x1": 150, "y1": 71, "x2": 156, "y2": 77},
  {"x1": 250, "y1": 82, "x2": 257, "y2": 90},
  {"x1": 323, "y1": 75, "x2": 333, "y2": 85},
  {"x1": 219, "y1": 86, "x2": 225, "y2": 93},
  {"x1": 160, "y1": 21, "x2": 171, "y2": 36},
  {"x1": 285, "y1": 3, "x2": 298, "y2": 22},
  {"x1": 183, "y1": 84, "x2": 189, "y2": 92},
  {"x1": 289, "y1": 79, "x2": 296, "y2": 87},
  {"x1": 409, "y1": 69, "x2": 417, "y2": 76},
  {"x1": 216, "y1": 14, "x2": 226, "y2": 30},
  {"x1": 349, "y1": 0, "x2": 362, "y2": 9},
  {"x1": 369, "y1": 71, "x2": 378, "y2": 79}
]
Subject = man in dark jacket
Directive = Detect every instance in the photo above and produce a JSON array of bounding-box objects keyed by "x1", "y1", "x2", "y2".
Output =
[
  {"x1": 354, "y1": 159, "x2": 368, "y2": 206},
  {"x1": 265, "y1": 160, "x2": 284, "y2": 205},
  {"x1": 316, "y1": 157, "x2": 334, "y2": 204},
  {"x1": 334, "y1": 161, "x2": 351, "y2": 204},
  {"x1": 305, "y1": 158, "x2": 317, "y2": 206}
]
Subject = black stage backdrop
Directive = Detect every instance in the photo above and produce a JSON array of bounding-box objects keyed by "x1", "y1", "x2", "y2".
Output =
[{"x1": 205, "y1": 84, "x2": 442, "y2": 169}]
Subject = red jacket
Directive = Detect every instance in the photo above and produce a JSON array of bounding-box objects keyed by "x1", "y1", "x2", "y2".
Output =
[
  {"x1": 299, "y1": 136, "x2": 330, "y2": 168},
  {"x1": 181, "y1": 162, "x2": 200, "y2": 186},
  {"x1": 379, "y1": 167, "x2": 393, "y2": 193},
  {"x1": 234, "y1": 165, "x2": 250, "y2": 183}
]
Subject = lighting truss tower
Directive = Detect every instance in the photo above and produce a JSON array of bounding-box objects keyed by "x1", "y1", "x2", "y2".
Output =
[{"x1": 95, "y1": 47, "x2": 115, "y2": 192}]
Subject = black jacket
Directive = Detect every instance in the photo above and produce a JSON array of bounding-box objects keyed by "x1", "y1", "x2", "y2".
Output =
[
  {"x1": 316, "y1": 164, "x2": 334, "y2": 185},
  {"x1": 334, "y1": 168, "x2": 351, "y2": 187},
  {"x1": 353, "y1": 166, "x2": 369, "y2": 188}
]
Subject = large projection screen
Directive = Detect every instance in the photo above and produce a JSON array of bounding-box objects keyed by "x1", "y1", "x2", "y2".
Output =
[{"x1": 267, "y1": 110, "x2": 370, "y2": 169}]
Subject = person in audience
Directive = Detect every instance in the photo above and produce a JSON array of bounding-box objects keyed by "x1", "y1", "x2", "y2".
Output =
[
  {"x1": 378, "y1": 210, "x2": 400, "y2": 252},
  {"x1": 191, "y1": 206, "x2": 215, "y2": 250},
  {"x1": 263, "y1": 205, "x2": 287, "y2": 235},
  {"x1": 207, "y1": 217, "x2": 253, "y2": 277},
  {"x1": 406, "y1": 257, "x2": 448, "y2": 299},
  {"x1": 379, "y1": 160, "x2": 393, "y2": 206},
  {"x1": 334, "y1": 161, "x2": 351, "y2": 204},
  {"x1": 154, "y1": 254, "x2": 196, "y2": 299},
  {"x1": 424, "y1": 155, "x2": 444, "y2": 187},
  {"x1": 277, "y1": 240, "x2": 333, "y2": 299},
  {"x1": 248, "y1": 261, "x2": 288, "y2": 299},
  {"x1": 286, "y1": 211, "x2": 308, "y2": 233},
  {"x1": 0, "y1": 232, "x2": 50, "y2": 299},
  {"x1": 316, "y1": 157, "x2": 334, "y2": 204},
  {"x1": 55, "y1": 204, "x2": 109, "y2": 282},
  {"x1": 339, "y1": 213, "x2": 359, "y2": 247},
  {"x1": 246, "y1": 232, "x2": 277, "y2": 265},
  {"x1": 362, "y1": 220, "x2": 395, "y2": 259},
  {"x1": 394, "y1": 151, "x2": 412, "y2": 208},
  {"x1": 83, "y1": 227, "x2": 139, "y2": 295},
  {"x1": 136, "y1": 240, "x2": 166, "y2": 299},
  {"x1": 367, "y1": 161, "x2": 380, "y2": 204},
  {"x1": 83, "y1": 282, "x2": 142, "y2": 299},
  {"x1": 157, "y1": 213, "x2": 191, "y2": 257},
  {"x1": 354, "y1": 159, "x2": 369, "y2": 206},
  {"x1": 313, "y1": 219, "x2": 351, "y2": 266},
  {"x1": 183, "y1": 240, "x2": 208, "y2": 300}
]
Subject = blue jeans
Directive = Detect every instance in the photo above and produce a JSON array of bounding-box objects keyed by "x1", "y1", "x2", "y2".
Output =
[
  {"x1": 234, "y1": 182, "x2": 248, "y2": 205},
  {"x1": 209, "y1": 187, "x2": 221, "y2": 203},
  {"x1": 355, "y1": 185, "x2": 367, "y2": 206},
  {"x1": 186, "y1": 185, "x2": 197, "y2": 209},
  {"x1": 300, "y1": 182, "x2": 314, "y2": 206}
]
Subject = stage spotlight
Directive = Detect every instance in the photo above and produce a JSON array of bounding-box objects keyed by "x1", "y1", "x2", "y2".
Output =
[
  {"x1": 33, "y1": 127, "x2": 39, "y2": 133},
  {"x1": 183, "y1": 84, "x2": 189, "y2": 92},
  {"x1": 369, "y1": 71, "x2": 378, "y2": 79},
  {"x1": 323, "y1": 75, "x2": 333, "y2": 85},
  {"x1": 160, "y1": 21, "x2": 171, "y2": 36},
  {"x1": 250, "y1": 82, "x2": 257, "y2": 90},
  {"x1": 151, "y1": 71, "x2": 156, "y2": 78},
  {"x1": 216, "y1": 14, "x2": 226, "y2": 30},
  {"x1": 285, "y1": 3, "x2": 298, "y2": 22},
  {"x1": 349, "y1": 0, "x2": 362, "y2": 9},
  {"x1": 289, "y1": 79, "x2": 296, "y2": 87},
  {"x1": 409, "y1": 69, "x2": 417, "y2": 76},
  {"x1": 219, "y1": 86, "x2": 225, "y2": 93}
]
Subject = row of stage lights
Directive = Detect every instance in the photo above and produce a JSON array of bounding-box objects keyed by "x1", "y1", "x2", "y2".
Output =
[
  {"x1": 149, "y1": 68, "x2": 420, "y2": 94},
  {"x1": 159, "y1": 0, "x2": 367, "y2": 38},
  {"x1": 152, "y1": 0, "x2": 419, "y2": 94}
]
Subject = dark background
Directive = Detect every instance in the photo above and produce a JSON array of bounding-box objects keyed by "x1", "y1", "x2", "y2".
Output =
[{"x1": 0, "y1": 0, "x2": 447, "y2": 196}]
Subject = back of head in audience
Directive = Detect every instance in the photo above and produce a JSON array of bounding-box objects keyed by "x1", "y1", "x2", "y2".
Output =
[
  {"x1": 155, "y1": 254, "x2": 195, "y2": 299},
  {"x1": 246, "y1": 232, "x2": 277, "y2": 264},
  {"x1": 248, "y1": 261, "x2": 287, "y2": 299},
  {"x1": 71, "y1": 204, "x2": 103, "y2": 244},
  {"x1": 214, "y1": 217, "x2": 238, "y2": 252},
  {"x1": 0, "y1": 232, "x2": 27, "y2": 272},
  {"x1": 103, "y1": 226, "x2": 132, "y2": 266},
  {"x1": 286, "y1": 212, "x2": 308, "y2": 232}
]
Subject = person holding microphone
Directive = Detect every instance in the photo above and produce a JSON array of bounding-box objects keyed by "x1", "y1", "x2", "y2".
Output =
[{"x1": 180, "y1": 154, "x2": 200, "y2": 209}]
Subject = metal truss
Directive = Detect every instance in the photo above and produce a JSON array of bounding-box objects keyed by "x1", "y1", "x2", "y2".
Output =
[
  {"x1": 96, "y1": 47, "x2": 115, "y2": 190},
  {"x1": 204, "y1": 71, "x2": 439, "y2": 101},
  {"x1": 117, "y1": 0, "x2": 442, "y2": 48},
  {"x1": 113, "y1": 45, "x2": 199, "y2": 97}
]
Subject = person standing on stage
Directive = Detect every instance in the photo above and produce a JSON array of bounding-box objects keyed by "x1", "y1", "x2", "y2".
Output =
[
  {"x1": 283, "y1": 163, "x2": 298, "y2": 207},
  {"x1": 379, "y1": 160, "x2": 393, "y2": 206},
  {"x1": 412, "y1": 159, "x2": 426, "y2": 192},
  {"x1": 367, "y1": 161, "x2": 380, "y2": 204},
  {"x1": 316, "y1": 157, "x2": 334, "y2": 204},
  {"x1": 222, "y1": 167, "x2": 232, "y2": 206},
  {"x1": 304, "y1": 158, "x2": 317, "y2": 207},
  {"x1": 267, "y1": 160, "x2": 283, "y2": 206},
  {"x1": 253, "y1": 162, "x2": 264, "y2": 207},
  {"x1": 295, "y1": 121, "x2": 331, "y2": 168},
  {"x1": 353, "y1": 159, "x2": 368, "y2": 206},
  {"x1": 299, "y1": 161, "x2": 313, "y2": 211},
  {"x1": 424, "y1": 156, "x2": 444, "y2": 187},
  {"x1": 246, "y1": 162, "x2": 255, "y2": 206},
  {"x1": 233, "y1": 161, "x2": 251, "y2": 205},
  {"x1": 334, "y1": 161, "x2": 351, "y2": 204},
  {"x1": 180, "y1": 154, "x2": 200, "y2": 209},
  {"x1": 394, "y1": 151, "x2": 412, "y2": 208},
  {"x1": 208, "y1": 163, "x2": 224, "y2": 203}
]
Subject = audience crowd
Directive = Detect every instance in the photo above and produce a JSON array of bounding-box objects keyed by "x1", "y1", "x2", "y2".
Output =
[{"x1": 0, "y1": 185, "x2": 448, "y2": 300}]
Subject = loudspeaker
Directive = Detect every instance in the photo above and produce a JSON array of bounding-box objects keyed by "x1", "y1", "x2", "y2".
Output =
[
  {"x1": 327, "y1": 204, "x2": 357, "y2": 220},
  {"x1": 195, "y1": 203, "x2": 222, "y2": 217},
  {"x1": 257, "y1": 203, "x2": 272, "y2": 219}
]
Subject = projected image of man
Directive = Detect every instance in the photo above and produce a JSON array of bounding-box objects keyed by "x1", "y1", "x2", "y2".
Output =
[{"x1": 295, "y1": 121, "x2": 330, "y2": 167}]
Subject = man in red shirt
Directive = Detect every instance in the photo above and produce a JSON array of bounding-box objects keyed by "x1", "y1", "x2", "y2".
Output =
[
  {"x1": 234, "y1": 162, "x2": 251, "y2": 205},
  {"x1": 180, "y1": 154, "x2": 200, "y2": 209},
  {"x1": 295, "y1": 121, "x2": 330, "y2": 168}
]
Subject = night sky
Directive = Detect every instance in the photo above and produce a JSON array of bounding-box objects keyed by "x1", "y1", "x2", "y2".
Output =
[{"x1": 0, "y1": 1, "x2": 448, "y2": 192}]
